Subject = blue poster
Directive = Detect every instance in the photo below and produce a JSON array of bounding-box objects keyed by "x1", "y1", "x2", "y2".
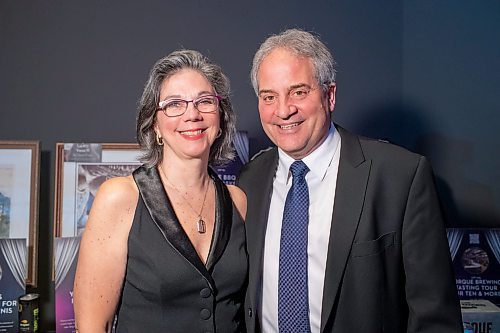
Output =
[
  {"x1": 0, "y1": 238, "x2": 26, "y2": 333},
  {"x1": 212, "y1": 130, "x2": 249, "y2": 185},
  {"x1": 447, "y1": 228, "x2": 500, "y2": 306}
]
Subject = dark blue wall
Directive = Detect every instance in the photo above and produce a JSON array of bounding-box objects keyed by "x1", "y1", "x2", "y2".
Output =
[
  {"x1": 401, "y1": 1, "x2": 500, "y2": 227},
  {"x1": 1, "y1": 1, "x2": 498, "y2": 330}
]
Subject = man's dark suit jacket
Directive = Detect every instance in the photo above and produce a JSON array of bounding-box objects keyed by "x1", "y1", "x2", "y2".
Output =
[{"x1": 238, "y1": 125, "x2": 463, "y2": 333}]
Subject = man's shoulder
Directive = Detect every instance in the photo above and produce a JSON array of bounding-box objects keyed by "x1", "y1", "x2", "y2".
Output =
[
  {"x1": 337, "y1": 125, "x2": 425, "y2": 175},
  {"x1": 338, "y1": 125, "x2": 421, "y2": 161},
  {"x1": 245, "y1": 146, "x2": 277, "y2": 167},
  {"x1": 359, "y1": 135, "x2": 420, "y2": 160},
  {"x1": 361, "y1": 136, "x2": 430, "y2": 181},
  {"x1": 238, "y1": 146, "x2": 277, "y2": 180},
  {"x1": 252, "y1": 146, "x2": 276, "y2": 158}
]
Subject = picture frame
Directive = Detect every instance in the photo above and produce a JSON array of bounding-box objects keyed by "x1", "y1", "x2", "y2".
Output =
[
  {"x1": 0, "y1": 140, "x2": 40, "y2": 286},
  {"x1": 53, "y1": 143, "x2": 142, "y2": 238}
]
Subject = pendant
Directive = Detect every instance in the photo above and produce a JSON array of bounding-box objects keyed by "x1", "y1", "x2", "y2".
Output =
[{"x1": 197, "y1": 218, "x2": 206, "y2": 234}]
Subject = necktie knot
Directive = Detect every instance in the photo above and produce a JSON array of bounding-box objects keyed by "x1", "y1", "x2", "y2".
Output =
[{"x1": 290, "y1": 160, "x2": 309, "y2": 181}]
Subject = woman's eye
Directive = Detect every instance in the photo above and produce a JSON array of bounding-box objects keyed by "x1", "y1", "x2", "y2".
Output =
[
  {"x1": 166, "y1": 101, "x2": 184, "y2": 109},
  {"x1": 198, "y1": 98, "x2": 215, "y2": 106}
]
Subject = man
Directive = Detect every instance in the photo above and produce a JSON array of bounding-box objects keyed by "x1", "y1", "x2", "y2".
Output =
[{"x1": 238, "y1": 29, "x2": 462, "y2": 333}]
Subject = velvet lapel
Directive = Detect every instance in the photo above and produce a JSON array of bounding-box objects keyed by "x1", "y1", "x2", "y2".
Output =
[
  {"x1": 205, "y1": 168, "x2": 232, "y2": 271},
  {"x1": 133, "y1": 166, "x2": 231, "y2": 289},
  {"x1": 320, "y1": 126, "x2": 371, "y2": 332}
]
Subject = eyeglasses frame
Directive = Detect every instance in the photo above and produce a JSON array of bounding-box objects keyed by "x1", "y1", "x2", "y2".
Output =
[{"x1": 157, "y1": 94, "x2": 222, "y2": 117}]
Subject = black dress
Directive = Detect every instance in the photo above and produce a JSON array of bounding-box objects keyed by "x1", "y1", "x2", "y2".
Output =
[{"x1": 115, "y1": 166, "x2": 247, "y2": 333}]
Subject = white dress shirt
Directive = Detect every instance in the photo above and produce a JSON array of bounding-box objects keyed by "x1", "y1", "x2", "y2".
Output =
[{"x1": 261, "y1": 124, "x2": 341, "y2": 333}]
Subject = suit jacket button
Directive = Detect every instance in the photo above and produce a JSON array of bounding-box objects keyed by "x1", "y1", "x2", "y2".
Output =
[
  {"x1": 200, "y1": 288, "x2": 211, "y2": 298},
  {"x1": 248, "y1": 308, "x2": 253, "y2": 317},
  {"x1": 200, "y1": 308, "x2": 211, "y2": 320}
]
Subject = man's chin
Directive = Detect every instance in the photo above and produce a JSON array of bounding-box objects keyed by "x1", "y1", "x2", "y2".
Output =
[{"x1": 276, "y1": 141, "x2": 309, "y2": 159}]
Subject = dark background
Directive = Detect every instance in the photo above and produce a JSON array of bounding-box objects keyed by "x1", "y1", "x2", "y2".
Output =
[{"x1": 1, "y1": 0, "x2": 499, "y2": 330}]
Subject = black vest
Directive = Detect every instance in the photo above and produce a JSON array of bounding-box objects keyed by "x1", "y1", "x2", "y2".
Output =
[{"x1": 115, "y1": 166, "x2": 247, "y2": 333}]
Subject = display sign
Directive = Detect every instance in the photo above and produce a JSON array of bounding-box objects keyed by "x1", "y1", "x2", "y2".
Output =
[
  {"x1": 447, "y1": 228, "x2": 500, "y2": 305},
  {"x1": 0, "y1": 238, "x2": 27, "y2": 332}
]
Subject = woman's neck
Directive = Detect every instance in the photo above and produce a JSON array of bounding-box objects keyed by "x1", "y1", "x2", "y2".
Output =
[{"x1": 158, "y1": 156, "x2": 211, "y2": 191}]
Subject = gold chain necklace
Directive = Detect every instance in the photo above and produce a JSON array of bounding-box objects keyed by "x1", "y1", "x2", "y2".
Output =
[{"x1": 158, "y1": 166, "x2": 210, "y2": 234}]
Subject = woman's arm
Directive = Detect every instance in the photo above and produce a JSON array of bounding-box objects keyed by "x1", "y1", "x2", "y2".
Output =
[
  {"x1": 73, "y1": 176, "x2": 138, "y2": 333},
  {"x1": 227, "y1": 184, "x2": 247, "y2": 220}
]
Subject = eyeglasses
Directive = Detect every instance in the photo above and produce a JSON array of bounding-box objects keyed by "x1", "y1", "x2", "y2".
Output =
[
  {"x1": 157, "y1": 95, "x2": 222, "y2": 117},
  {"x1": 259, "y1": 85, "x2": 318, "y2": 106}
]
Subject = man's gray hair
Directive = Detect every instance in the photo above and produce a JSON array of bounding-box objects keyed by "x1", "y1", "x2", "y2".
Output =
[{"x1": 250, "y1": 28, "x2": 337, "y2": 94}]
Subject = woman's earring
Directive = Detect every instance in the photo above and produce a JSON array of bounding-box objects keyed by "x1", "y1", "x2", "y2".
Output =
[
  {"x1": 156, "y1": 132, "x2": 164, "y2": 146},
  {"x1": 216, "y1": 129, "x2": 222, "y2": 138}
]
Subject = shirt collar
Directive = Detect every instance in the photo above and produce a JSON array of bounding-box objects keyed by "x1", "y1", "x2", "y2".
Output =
[{"x1": 277, "y1": 123, "x2": 340, "y2": 184}]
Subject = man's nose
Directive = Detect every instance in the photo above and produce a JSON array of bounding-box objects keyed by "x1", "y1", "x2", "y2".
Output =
[{"x1": 275, "y1": 98, "x2": 298, "y2": 119}]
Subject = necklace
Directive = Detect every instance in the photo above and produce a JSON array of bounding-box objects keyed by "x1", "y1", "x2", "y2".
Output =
[{"x1": 158, "y1": 166, "x2": 210, "y2": 234}]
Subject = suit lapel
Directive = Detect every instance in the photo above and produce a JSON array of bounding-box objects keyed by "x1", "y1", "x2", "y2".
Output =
[
  {"x1": 243, "y1": 149, "x2": 278, "y2": 317},
  {"x1": 320, "y1": 126, "x2": 371, "y2": 331}
]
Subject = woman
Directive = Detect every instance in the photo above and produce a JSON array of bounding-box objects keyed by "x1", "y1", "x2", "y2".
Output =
[{"x1": 74, "y1": 50, "x2": 247, "y2": 332}]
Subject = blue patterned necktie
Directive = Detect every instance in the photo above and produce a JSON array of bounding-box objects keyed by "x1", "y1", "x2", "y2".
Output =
[{"x1": 278, "y1": 160, "x2": 311, "y2": 333}]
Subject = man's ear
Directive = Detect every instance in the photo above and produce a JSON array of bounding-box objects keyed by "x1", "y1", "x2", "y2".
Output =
[{"x1": 327, "y1": 84, "x2": 336, "y2": 112}]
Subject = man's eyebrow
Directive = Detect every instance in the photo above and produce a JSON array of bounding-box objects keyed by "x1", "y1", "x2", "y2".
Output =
[
  {"x1": 258, "y1": 84, "x2": 312, "y2": 96},
  {"x1": 289, "y1": 83, "x2": 312, "y2": 90},
  {"x1": 258, "y1": 89, "x2": 276, "y2": 96}
]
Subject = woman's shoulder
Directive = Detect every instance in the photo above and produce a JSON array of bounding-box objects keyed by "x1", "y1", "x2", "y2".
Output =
[
  {"x1": 85, "y1": 175, "x2": 138, "y2": 233},
  {"x1": 226, "y1": 184, "x2": 247, "y2": 220},
  {"x1": 96, "y1": 175, "x2": 138, "y2": 205}
]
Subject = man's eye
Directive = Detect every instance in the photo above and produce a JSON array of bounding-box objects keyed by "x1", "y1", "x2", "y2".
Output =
[
  {"x1": 262, "y1": 95, "x2": 276, "y2": 103},
  {"x1": 291, "y1": 89, "x2": 309, "y2": 98}
]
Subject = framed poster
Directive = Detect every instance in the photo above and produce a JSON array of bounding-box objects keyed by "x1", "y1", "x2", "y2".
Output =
[
  {"x1": 53, "y1": 143, "x2": 141, "y2": 238},
  {"x1": 0, "y1": 141, "x2": 40, "y2": 287}
]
